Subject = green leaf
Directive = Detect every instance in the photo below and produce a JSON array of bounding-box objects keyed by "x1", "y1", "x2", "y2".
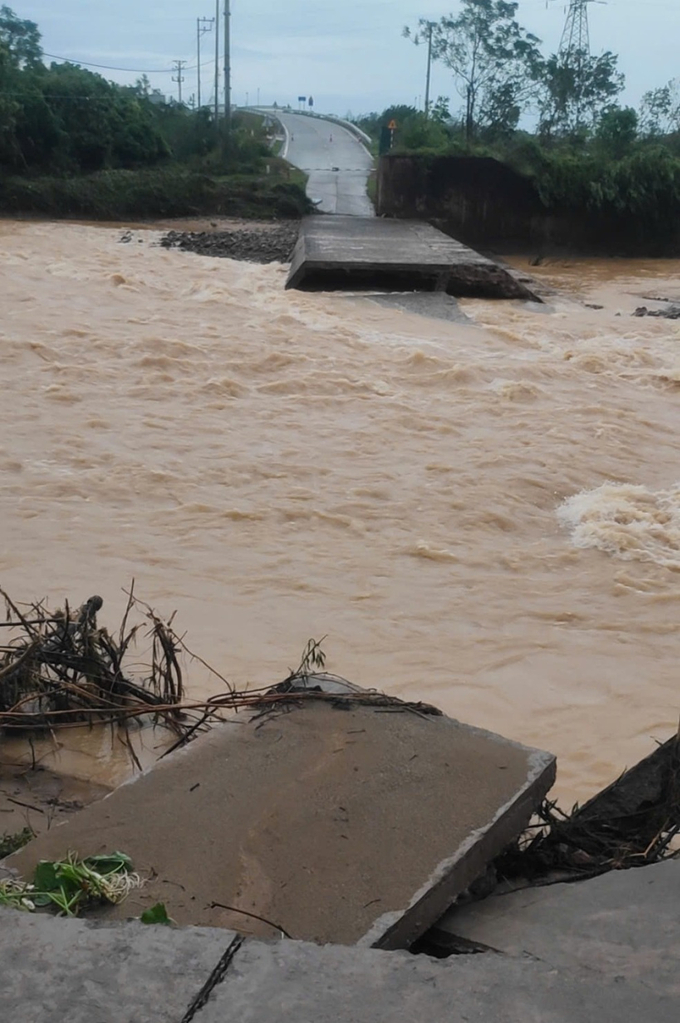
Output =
[
  {"x1": 85, "y1": 852, "x2": 132, "y2": 874},
  {"x1": 140, "y1": 902, "x2": 172, "y2": 925},
  {"x1": 33, "y1": 861, "x2": 59, "y2": 891},
  {"x1": 32, "y1": 893, "x2": 54, "y2": 907}
]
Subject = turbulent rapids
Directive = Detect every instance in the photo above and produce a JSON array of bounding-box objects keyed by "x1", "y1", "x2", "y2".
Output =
[{"x1": 2, "y1": 220, "x2": 680, "y2": 801}]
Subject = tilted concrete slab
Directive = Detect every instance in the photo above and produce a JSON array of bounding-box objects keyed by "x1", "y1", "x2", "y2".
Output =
[
  {"x1": 8, "y1": 696, "x2": 554, "y2": 949},
  {"x1": 434, "y1": 857, "x2": 680, "y2": 992},
  {"x1": 1, "y1": 905, "x2": 678, "y2": 1023},
  {"x1": 286, "y1": 216, "x2": 541, "y2": 299}
]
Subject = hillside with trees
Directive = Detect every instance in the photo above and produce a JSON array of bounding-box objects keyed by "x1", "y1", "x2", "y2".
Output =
[
  {"x1": 359, "y1": 1, "x2": 680, "y2": 250},
  {"x1": 0, "y1": 6, "x2": 309, "y2": 219}
]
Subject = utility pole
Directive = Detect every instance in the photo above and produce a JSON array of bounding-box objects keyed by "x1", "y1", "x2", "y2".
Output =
[
  {"x1": 196, "y1": 16, "x2": 215, "y2": 110},
  {"x1": 172, "y1": 60, "x2": 186, "y2": 104},
  {"x1": 424, "y1": 21, "x2": 433, "y2": 118},
  {"x1": 214, "y1": 0, "x2": 220, "y2": 127},
  {"x1": 404, "y1": 21, "x2": 436, "y2": 118},
  {"x1": 224, "y1": 0, "x2": 231, "y2": 127}
]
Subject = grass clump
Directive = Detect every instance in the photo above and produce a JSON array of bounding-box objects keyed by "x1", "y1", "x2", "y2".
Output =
[
  {"x1": 0, "y1": 851, "x2": 144, "y2": 915},
  {"x1": 0, "y1": 826, "x2": 34, "y2": 859}
]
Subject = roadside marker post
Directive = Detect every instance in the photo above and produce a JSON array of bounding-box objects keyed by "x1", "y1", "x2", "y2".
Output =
[{"x1": 379, "y1": 121, "x2": 397, "y2": 156}]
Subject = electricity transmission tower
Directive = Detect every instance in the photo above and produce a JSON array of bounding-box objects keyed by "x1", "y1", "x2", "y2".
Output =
[
  {"x1": 559, "y1": 0, "x2": 592, "y2": 59},
  {"x1": 553, "y1": 0, "x2": 605, "y2": 124}
]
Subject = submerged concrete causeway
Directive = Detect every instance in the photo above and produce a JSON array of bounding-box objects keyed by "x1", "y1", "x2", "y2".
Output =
[{"x1": 286, "y1": 216, "x2": 541, "y2": 298}]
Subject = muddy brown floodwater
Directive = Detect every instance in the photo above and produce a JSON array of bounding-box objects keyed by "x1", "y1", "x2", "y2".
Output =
[{"x1": 2, "y1": 222, "x2": 680, "y2": 805}]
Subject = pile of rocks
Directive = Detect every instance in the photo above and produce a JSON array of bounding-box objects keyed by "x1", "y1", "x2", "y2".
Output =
[{"x1": 159, "y1": 223, "x2": 299, "y2": 264}]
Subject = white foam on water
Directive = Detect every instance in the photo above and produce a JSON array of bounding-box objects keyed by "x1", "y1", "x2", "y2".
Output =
[{"x1": 558, "y1": 482, "x2": 680, "y2": 568}]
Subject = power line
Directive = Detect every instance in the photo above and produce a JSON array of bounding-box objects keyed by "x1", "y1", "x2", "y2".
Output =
[{"x1": 42, "y1": 51, "x2": 198, "y2": 74}]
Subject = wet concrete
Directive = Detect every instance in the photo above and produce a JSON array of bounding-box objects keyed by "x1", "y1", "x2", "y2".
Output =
[
  {"x1": 434, "y1": 857, "x2": 680, "y2": 991},
  {"x1": 7, "y1": 697, "x2": 554, "y2": 949},
  {"x1": 2, "y1": 862, "x2": 678, "y2": 1023},
  {"x1": 287, "y1": 216, "x2": 542, "y2": 298}
]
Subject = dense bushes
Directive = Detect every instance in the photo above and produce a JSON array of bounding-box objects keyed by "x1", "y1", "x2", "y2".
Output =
[
  {"x1": 0, "y1": 7, "x2": 310, "y2": 220},
  {"x1": 0, "y1": 169, "x2": 313, "y2": 220}
]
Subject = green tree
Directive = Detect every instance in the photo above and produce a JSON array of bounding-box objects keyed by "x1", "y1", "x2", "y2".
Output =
[
  {"x1": 406, "y1": 1, "x2": 541, "y2": 142},
  {"x1": 536, "y1": 50, "x2": 624, "y2": 137},
  {"x1": 430, "y1": 96, "x2": 452, "y2": 124},
  {"x1": 639, "y1": 81, "x2": 680, "y2": 137},
  {"x1": 355, "y1": 104, "x2": 420, "y2": 141},
  {"x1": 0, "y1": 5, "x2": 41, "y2": 67},
  {"x1": 0, "y1": 40, "x2": 21, "y2": 165},
  {"x1": 595, "y1": 105, "x2": 638, "y2": 159}
]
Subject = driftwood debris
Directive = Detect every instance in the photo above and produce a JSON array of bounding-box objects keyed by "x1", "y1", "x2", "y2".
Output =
[
  {"x1": 496, "y1": 731, "x2": 680, "y2": 884},
  {"x1": 0, "y1": 587, "x2": 185, "y2": 736},
  {"x1": 0, "y1": 592, "x2": 440, "y2": 762}
]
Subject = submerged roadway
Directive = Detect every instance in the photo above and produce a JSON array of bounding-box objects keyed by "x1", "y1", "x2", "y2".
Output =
[{"x1": 272, "y1": 110, "x2": 374, "y2": 217}]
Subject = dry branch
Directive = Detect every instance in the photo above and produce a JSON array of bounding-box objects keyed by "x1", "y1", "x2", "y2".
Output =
[
  {"x1": 0, "y1": 590, "x2": 440, "y2": 756},
  {"x1": 0, "y1": 588, "x2": 187, "y2": 737}
]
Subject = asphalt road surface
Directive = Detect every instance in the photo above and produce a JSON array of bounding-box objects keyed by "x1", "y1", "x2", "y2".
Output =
[{"x1": 274, "y1": 111, "x2": 374, "y2": 216}]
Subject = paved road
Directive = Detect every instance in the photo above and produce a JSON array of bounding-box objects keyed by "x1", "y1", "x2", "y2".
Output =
[{"x1": 274, "y1": 111, "x2": 374, "y2": 216}]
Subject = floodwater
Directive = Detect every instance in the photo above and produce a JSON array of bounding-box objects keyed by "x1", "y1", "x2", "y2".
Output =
[{"x1": 2, "y1": 221, "x2": 680, "y2": 802}]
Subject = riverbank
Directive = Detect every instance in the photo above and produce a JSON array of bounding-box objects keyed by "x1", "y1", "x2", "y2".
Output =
[
  {"x1": 377, "y1": 153, "x2": 680, "y2": 257},
  {"x1": 0, "y1": 167, "x2": 313, "y2": 222},
  {"x1": 159, "y1": 222, "x2": 299, "y2": 263}
]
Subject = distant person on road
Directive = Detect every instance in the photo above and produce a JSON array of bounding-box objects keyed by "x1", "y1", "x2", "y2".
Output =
[{"x1": 329, "y1": 133, "x2": 333, "y2": 143}]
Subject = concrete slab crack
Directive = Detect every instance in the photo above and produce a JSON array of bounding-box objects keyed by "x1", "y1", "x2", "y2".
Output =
[{"x1": 180, "y1": 935, "x2": 244, "y2": 1022}]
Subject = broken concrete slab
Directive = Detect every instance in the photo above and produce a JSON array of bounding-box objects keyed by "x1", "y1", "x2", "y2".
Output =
[
  {"x1": 286, "y1": 216, "x2": 541, "y2": 299},
  {"x1": 2, "y1": 905, "x2": 676, "y2": 1023},
  {"x1": 8, "y1": 696, "x2": 554, "y2": 949},
  {"x1": 433, "y1": 858, "x2": 680, "y2": 992},
  {"x1": 197, "y1": 928, "x2": 680, "y2": 1023},
  {"x1": 0, "y1": 907, "x2": 236, "y2": 1023}
]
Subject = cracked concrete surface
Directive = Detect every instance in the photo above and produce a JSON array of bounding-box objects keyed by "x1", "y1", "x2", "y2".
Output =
[
  {"x1": 2, "y1": 861, "x2": 679, "y2": 1023},
  {"x1": 435, "y1": 856, "x2": 680, "y2": 995},
  {"x1": 7, "y1": 701, "x2": 554, "y2": 949}
]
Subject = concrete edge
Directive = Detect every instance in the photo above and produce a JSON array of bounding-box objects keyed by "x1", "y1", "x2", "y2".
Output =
[{"x1": 357, "y1": 737, "x2": 556, "y2": 950}]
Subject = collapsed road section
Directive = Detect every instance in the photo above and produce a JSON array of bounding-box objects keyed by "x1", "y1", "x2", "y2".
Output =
[
  {"x1": 286, "y1": 216, "x2": 541, "y2": 299},
  {"x1": 7, "y1": 676, "x2": 555, "y2": 950}
]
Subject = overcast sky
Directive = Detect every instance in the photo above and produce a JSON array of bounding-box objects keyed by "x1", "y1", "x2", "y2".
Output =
[{"x1": 18, "y1": 1, "x2": 680, "y2": 116}]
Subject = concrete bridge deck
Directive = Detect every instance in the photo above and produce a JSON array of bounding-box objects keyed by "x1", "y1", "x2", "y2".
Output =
[{"x1": 286, "y1": 216, "x2": 540, "y2": 299}]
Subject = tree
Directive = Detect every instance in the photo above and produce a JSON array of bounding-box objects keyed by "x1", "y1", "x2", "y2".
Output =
[
  {"x1": 354, "y1": 105, "x2": 420, "y2": 140},
  {"x1": 536, "y1": 50, "x2": 624, "y2": 138},
  {"x1": 595, "y1": 105, "x2": 638, "y2": 159},
  {"x1": 0, "y1": 5, "x2": 42, "y2": 67},
  {"x1": 406, "y1": 1, "x2": 541, "y2": 142},
  {"x1": 133, "y1": 74, "x2": 152, "y2": 99},
  {"x1": 430, "y1": 96, "x2": 452, "y2": 124},
  {"x1": 0, "y1": 40, "x2": 21, "y2": 165},
  {"x1": 639, "y1": 81, "x2": 680, "y2": 138}
]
